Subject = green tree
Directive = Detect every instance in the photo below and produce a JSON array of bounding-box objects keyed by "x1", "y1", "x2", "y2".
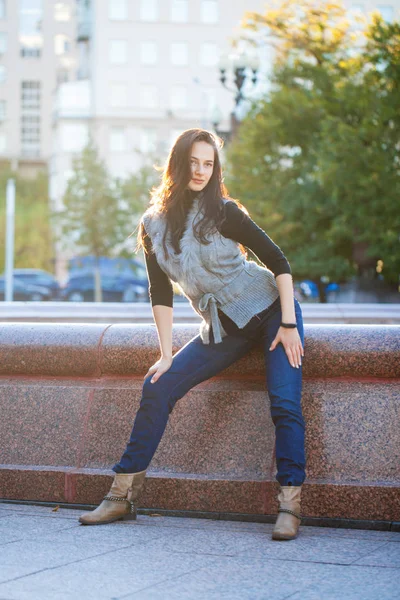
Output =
[
  {"x1": 51, "y1": 138, "x2": 125, "y2": 301},
  {"x1": 0, "y1": 166, "x2": 54, "y2": 273},
  {"x1": 114, "y1": 154, "x2": 161, "y2": 258},
  {"x1": 225, "y1": 0, "x2": 400, "y2": 289},
  {"x1": 336, "y1": 15, "x2": 400, "y2": 283},
  {"x1": 51, "y1": 140, "x2": 161, "y2": 301}
]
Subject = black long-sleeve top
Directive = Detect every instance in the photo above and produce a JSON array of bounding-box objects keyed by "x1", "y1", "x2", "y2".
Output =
[{"x1": 142, "y1": 192, "x2": 291, "y2": 308}]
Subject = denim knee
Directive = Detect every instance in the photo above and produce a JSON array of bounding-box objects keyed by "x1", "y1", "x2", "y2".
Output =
[
  {"x1": 143, "y1": 374, "x2": 155, "y2": 391},
  {"x1": 142, "y1": 374, "x2": 176, "y2": 415}
]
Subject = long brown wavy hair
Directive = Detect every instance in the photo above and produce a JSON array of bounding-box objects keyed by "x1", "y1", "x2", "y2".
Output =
[{"x1": 134, "y1": 128, "x2": 247, "y2": 260}]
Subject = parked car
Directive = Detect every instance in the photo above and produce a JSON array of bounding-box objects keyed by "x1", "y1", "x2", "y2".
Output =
[
  {"x1": 63, "y1": 255, "x2": 149, "y2": 302},
  {"x1": 4, "y1": 269, "x2": 61, "y2": 300},
  {"x1": 68, "y1": 256, "x2": 146, "y2": 280},
  {"x1": 60, "y1": 272, "x2": 149, "y2": 302},
  {"x1": 0, "y1": 276, "x2": 52, "y2": 301},
  {"x1": 294, "y1": 279, "x2": 340, "y2": 303}
]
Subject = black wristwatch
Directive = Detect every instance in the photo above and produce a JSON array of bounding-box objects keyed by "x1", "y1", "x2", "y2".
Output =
[{"x1": 280, "y1": 322, "x2": 297, "y2": 328}]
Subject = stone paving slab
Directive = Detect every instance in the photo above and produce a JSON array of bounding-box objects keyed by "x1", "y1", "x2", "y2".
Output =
[
  {"x1": 235, "y1": 535, "x2": 389, "y2": 565},
  {"x1": 122, "y1": 558, "x2": 400, "y2": 600},
  {"x1": 352, "y1": 542, "x2": 400, "y2": 568},
  {"x1": 0, "y1": 502, "x2": 399, "y2": 600}
]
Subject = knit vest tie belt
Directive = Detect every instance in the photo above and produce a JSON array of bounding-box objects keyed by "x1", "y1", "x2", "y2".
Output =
[{"x1": 198, "y1": 292, "x2": 223, "y2": 344}]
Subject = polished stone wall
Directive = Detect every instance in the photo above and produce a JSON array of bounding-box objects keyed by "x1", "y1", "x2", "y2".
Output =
[{"x1": 0, "y1": 322, "x2": 399, "y2": 521}]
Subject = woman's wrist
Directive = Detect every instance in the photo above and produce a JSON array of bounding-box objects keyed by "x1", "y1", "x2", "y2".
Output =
[{"x1": 281, "y1": 308, "x2": 296, "y2": 323}]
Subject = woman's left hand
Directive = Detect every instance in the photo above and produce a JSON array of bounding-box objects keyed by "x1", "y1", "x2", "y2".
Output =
[{"x1": 269, "y1": 327, "x2": 304, "y2": 368}]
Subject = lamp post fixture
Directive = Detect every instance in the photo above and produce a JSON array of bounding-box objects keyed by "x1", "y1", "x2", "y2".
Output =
[
  {"x1": 211, "y1": 104, "x2": 229, "y2": 143},
  {"x1": 213, "y1": 50, "x2": 260, "y2": 141}
]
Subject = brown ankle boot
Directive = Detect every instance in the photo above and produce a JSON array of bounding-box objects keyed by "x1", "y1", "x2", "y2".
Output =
[
  {"x1": 272, "y1": 485, "x2": 302, "y2": 540},
  {"x1": 78, "y1": 470, "x2": 147, "y2": 526}
]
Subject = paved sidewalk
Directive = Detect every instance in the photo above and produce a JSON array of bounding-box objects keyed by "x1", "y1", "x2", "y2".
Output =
[{"x1": 0, "y1": 502, "x2": 399, "y2": 600}]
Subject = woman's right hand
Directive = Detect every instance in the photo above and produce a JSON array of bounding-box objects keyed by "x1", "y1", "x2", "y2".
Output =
[{"x1": 144, "y1": 356, "x2": 173, "y2": 384}]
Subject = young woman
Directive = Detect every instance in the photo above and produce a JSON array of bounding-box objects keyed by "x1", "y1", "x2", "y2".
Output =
[{"x1": 79, "y1": 128, "x2": 306, "y2": 541}]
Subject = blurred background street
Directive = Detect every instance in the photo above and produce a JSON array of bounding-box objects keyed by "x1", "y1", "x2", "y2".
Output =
[{"x1": 0, "y1": 0, "x2": 399, "y2": 312}]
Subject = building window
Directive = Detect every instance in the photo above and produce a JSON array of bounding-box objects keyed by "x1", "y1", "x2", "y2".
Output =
[
  {"x1": 54, "y1": 2, "x2": 71, "y2": 21},
  {"x1": 201, "y1": 0, "x2": 218, "y2": 24},
  {"x1": 110, "y1": 83, "x2": 128, "y2": 107},
  {"x1": 0, "y1": 99, "x2": 5, "y2": 120},
  {"x1": 139, "y1": 128, "x2": 157, "y2": 153},
  {"x1": 199, "y1": 42, "x2": 218, "y2": 66},
  {"x1": 0, "y1": 65, "x2": 5, "y2": 83},
  {"x1": 21, "y1": 115, "x2": 40, "y2": 154},
  {"x1": 54, "y1": 34, "x2": 71, "y2": 55},
  {"x1": 170, "y1": 42, "x2": 188, "y2": 66},
  {"x1": 0, "y1": 32, "x2": 7, "y2": 54},
  {"x1": 20, "y1": 0, "x2": 43, "y2": 58},
  {"x1": 21, "y1": 81, "x2": 40, "y2": 109},
  {"x1": 22, "y1": 115, "x2": 40, "y2": 127},
  {"x1": 171, "y1": 0, "x2": 188, "y2": 23},
  {"x1": 170, "y1": 86, "x2": 187, "y2": 109},
  {"x1": 377, "y1": 5, "x2": 394, "y2": 22},
  {"x1": 139, "y1": 84, "x2": 158, "y2": 108},
  {"x1": 140, "y1": 41, "x2": 157, "y2": 65},
  {"x1": 60, "y1": 123, "x2": 89, "y2": 152},
  {"x1": 21, "y1": 81, "x2": 41, "y2": 157},
  {"x1": 21, "y1": 47, "x2": 41, "y2": 58},
  {"x1": 140, "y1": 0, "x2": 158, "y2": 22},
  {"x1": 0, "y1": 1, "x2": 6, "y2": 19},
  {"x1": 110, "y1": 127, "x2": 127, "y2": 152},
  {"x1": 0, "y1": 132, "x2": 6, "y2": 152},
  {"x1": 109, "y1": 0, "x2": 127, "y2": 20},
  {"x1": 109, "y1": 40, "x2": 127, "y2": 64}
]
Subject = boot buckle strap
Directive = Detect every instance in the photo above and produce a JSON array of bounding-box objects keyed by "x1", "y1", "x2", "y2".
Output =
[
  {"x1": 103, "y1": 495, "x2": 135, "y2": 513},
  {"x1": 278, "y1": 508, "x2": 301, "y2": 521}
]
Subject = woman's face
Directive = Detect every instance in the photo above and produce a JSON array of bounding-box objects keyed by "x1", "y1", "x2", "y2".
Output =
[{"x1": 187, "y1": 141, "x2": 215, "y2": 192}]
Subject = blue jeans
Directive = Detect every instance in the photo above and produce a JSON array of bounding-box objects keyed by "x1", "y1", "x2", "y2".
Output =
[{"x1": 113, "y1": 297, "x2": 306, "y2": 486}]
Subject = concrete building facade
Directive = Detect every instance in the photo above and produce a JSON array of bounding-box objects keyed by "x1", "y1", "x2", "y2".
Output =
[{"x1": 0, "y1": 0, "x2": 77, "y2": 176}]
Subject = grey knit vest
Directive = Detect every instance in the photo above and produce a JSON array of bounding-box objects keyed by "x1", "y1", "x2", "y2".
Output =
[{"x1": 142, "y1": 192, "x2": 280, "y2": 344}]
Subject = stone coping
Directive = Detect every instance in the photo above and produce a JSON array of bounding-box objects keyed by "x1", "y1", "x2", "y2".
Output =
[{"x1": 0, "y1": 323, "x2": 398, "y2": 378}]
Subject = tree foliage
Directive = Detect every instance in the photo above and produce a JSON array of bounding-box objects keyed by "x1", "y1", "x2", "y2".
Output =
[
  {"x1": 225, "y1": 0, "x2": 400, "y2": 284},
  {"x1": 114, "y1": 155, "x2": 162, "y2": 258},
  {"x1": 0, "y1": 166, "x2": 54, "y2": 273},
  {"x1": 52, "y1": 139, "x2": 120, "y2": 258},
  {"x1": 51, "y1": 138, "x2": 161, "y2": 299}
]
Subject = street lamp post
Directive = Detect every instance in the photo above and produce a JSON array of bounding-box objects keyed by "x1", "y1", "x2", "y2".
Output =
[
  {"x1": 211, "y1": 104, "x2": 231, "y2": 145},
  {"x1": 213, "y1": 50, "x2": 260, "y2": 141},
  {"x1": 5, "y1": 179, "x2": 15, "y2": 302}
]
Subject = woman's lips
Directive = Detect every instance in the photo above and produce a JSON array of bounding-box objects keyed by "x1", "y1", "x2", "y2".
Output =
[{"x1": 192, "y1": 179, "x2": 204, "y2": 183}]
